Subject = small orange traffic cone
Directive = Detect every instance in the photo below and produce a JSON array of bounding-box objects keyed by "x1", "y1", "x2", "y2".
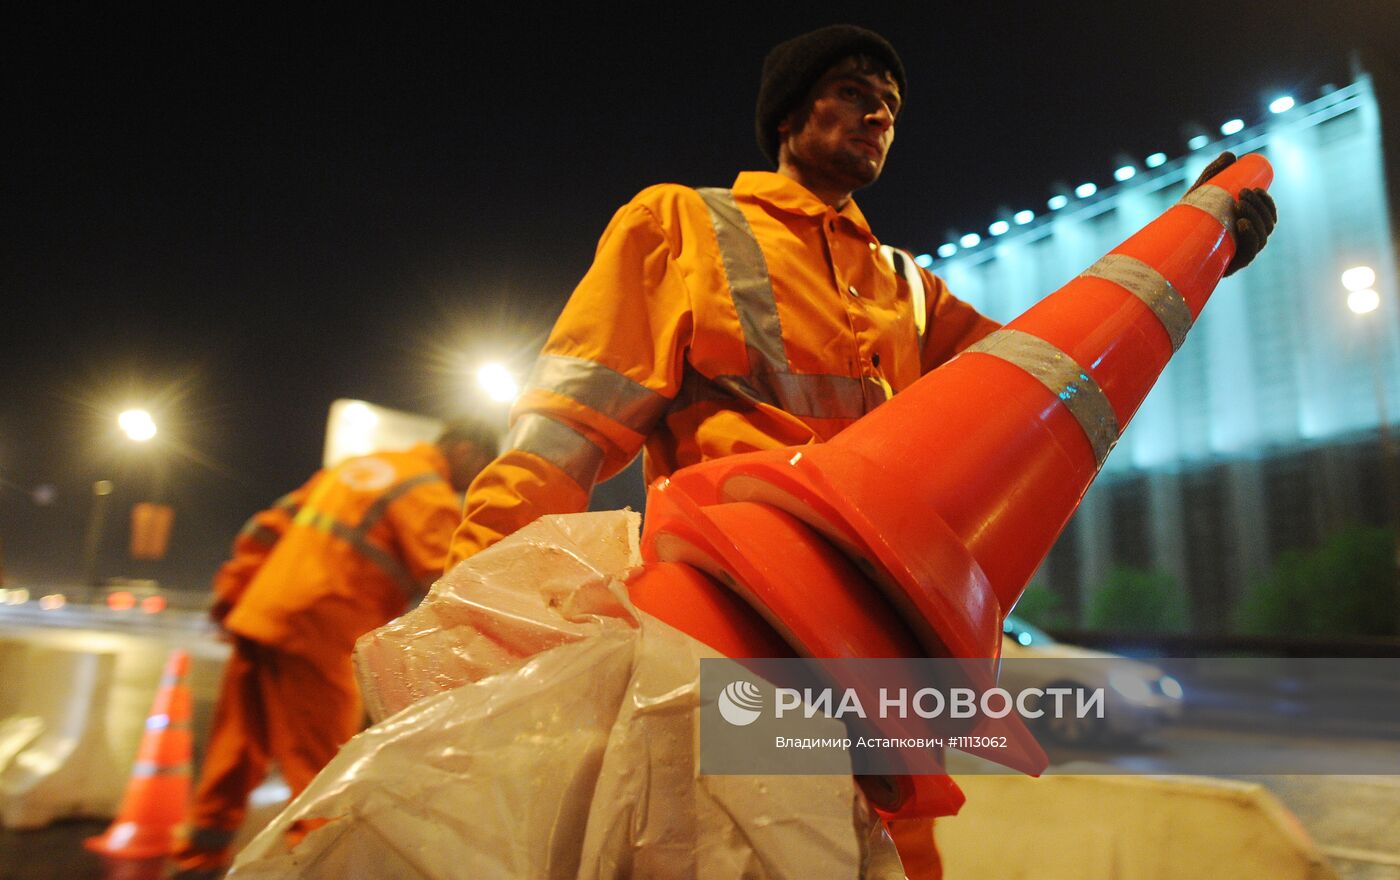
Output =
[{"x1": 85, "y1": 649, "x2": 193, "y2": 859}]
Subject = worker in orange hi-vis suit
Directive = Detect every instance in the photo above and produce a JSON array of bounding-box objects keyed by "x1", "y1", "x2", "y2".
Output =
[
  {"x1": 446, "y1": 25, "x2": 1002, "y2": 569},
  {"x1": 169, "y1": 420, "x2": 497, "y2": 880}
]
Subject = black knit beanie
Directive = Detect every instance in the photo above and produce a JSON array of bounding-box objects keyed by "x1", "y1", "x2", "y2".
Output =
[{"x1": 755, "y1": 24, "x2": 907, "y2": 167}]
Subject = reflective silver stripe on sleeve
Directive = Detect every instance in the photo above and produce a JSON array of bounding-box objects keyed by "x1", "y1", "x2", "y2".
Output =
[
  {"x1": 769, "y1": 371, "x2": 884, "y2": 419},
  {"x1": 1178, "y1": 184, "x2": 1236, "y2": 233},
  {"x1": 526, "y1": 354, "x2": 670, "y2": 434},
  {"x1": 507, "y1": 413, "x2": 604, "y2": 490},
  {"x1": 882, "y1": 246, "x2": 927, "y2": 338},
  {"x1": 1081, "y1": 254, "x2": 1193, "y2": 352},
  {"x1": 963, "y1": 329, "x2": 1120, "y2": 466},
  {"x1": 696, "y1": 188, "x2": 789, "y2": 372},
  {"x1": 357, "y1": 472, "x2": 445, "y2": 534}
]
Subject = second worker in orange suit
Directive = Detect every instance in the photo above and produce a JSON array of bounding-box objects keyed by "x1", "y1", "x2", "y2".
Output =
[{"x1": 170, "y1": 419, "x2": 498, "y2": 880}]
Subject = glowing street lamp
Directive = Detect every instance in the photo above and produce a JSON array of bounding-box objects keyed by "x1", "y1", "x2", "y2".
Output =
[
  {"x1": 477, "y1": 363, "x2": 520, "y2": 403},
  {"x1": 118, "y1": 409, "x2": 157, "y2": 442}
]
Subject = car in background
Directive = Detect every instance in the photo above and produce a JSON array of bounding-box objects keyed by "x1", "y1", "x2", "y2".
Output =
[{"x1": 999, "y1": 615, "x2": 1183, "y2": 746}]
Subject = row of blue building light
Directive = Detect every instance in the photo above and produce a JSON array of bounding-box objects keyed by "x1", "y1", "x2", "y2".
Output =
[{"x1": 912, "y1": 93, "x2": 1302, "y2": 269}]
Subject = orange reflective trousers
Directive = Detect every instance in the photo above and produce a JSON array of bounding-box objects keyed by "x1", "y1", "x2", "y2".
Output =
[{"x1": 170, "y1": 638, "x2": 361, "y2": 874}]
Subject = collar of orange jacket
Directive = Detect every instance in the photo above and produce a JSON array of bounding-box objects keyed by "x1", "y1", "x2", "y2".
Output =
[
  {"x1": 731, "y1": 171, "x2": 874, "y2": 236},
  {"x1": 406, "y1": 441, "x2": 452, "y2": 484}
]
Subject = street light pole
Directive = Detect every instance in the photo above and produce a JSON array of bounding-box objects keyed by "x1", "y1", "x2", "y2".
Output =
[
  {"x1": 80, "y1": 479, "x2": 114, "y2": 587},
  {"x1": 81, "y1": 408, "x2": 159, "y2": 587}
]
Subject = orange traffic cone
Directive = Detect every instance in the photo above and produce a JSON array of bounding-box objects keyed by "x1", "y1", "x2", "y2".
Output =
[
  {"x1": 86, "y1": 649, "x2": 193, "y2": 859},
  {"x1": 634, "y1": 473, "x2": 1032, "y2": 814}
]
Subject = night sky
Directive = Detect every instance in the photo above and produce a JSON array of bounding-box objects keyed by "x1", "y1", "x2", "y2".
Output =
[{"x1": 4, "y1": 3, "x2": 1398, "y2": 588}]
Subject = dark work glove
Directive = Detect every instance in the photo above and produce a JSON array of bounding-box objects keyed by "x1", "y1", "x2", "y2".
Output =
[{"x1": 1188, "y1": 151, "x2": 1278, "y2": 276}]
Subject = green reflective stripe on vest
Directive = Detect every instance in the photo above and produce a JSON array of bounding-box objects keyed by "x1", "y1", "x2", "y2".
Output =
[
  {"x1": 526, "y1": 354, "x2": 670, "y2": 434},
  {"x1": 1178, "y1": 184, "x2": 1237, "y2": 234},
  {"x1": 1081, "y1": 254, "x2": 1193, "y2": 352},
  {"x1": 357, "y1": 472, "x2": 445, "y2": 535},
  {"x1": 507, "y1": 413, "x2": 604, "y2": 490},
  {"x1": 696, "y1": 187, "x2": 789, "y2": 372},
  {"x1": 292, "y1": 508, "x2": 415, "y2": 596},
  {"x1": 293, "y1": 507, "x2": 338, "y2": 533},
  {"x1": 962, "y1": 329, "x2": 1120, "y2": 467}
]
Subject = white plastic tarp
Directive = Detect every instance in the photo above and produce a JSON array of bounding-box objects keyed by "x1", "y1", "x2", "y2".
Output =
[{"x1": 229, "y1": 511, "x2": 902, "y2": 879}]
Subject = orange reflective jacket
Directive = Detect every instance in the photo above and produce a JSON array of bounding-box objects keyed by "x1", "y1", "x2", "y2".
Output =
[
  {"x1": 450, "y1": 172, "x2": 998, "y2": 565},
  {"x1": 222, "y1": 443, "x2": 461, "y2": 659}
]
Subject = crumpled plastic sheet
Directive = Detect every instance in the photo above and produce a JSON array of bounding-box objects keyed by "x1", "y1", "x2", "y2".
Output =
[
  {"x1": 353, "y1": 511, "x2": 643, "y2": 723},
  {"x1": 228, "y1": 511, "x2": 903, "y2": 879}
]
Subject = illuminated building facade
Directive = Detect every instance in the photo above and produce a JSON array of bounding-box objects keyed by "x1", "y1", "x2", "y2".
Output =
[{"x1": 925, "y1": 71, "x2": 1400, "y2": 630}]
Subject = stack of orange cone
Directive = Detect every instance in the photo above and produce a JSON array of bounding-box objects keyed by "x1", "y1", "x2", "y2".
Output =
[
  {"x1": 628, "y1": 152, "x2": 1274, "y2": 821},
  {"x1": 86, "y1": 649, "x2": 193, "y2": 860}
]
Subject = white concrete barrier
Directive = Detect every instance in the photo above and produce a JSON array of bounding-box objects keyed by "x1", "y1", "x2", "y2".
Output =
[
  {"x1": 937, "y1": 771, "x2": 1338, "y2": 879},
  {"x1": 0, "y1": 643, "x2": 126, "y2": 828}
]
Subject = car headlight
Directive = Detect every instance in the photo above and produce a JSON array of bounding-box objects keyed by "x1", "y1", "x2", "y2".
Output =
[
  {"x1": 1108, "y1": 669, "x2": 1153, "y2": 702},
  {"x1": 1157, "y1": 675, "x2": 1183, "y2": 700}
]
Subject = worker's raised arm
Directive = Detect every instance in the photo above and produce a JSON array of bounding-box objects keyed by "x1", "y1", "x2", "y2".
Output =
[{"x1": 448, "y1": 192, "x2": 693, "y2": 567}]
